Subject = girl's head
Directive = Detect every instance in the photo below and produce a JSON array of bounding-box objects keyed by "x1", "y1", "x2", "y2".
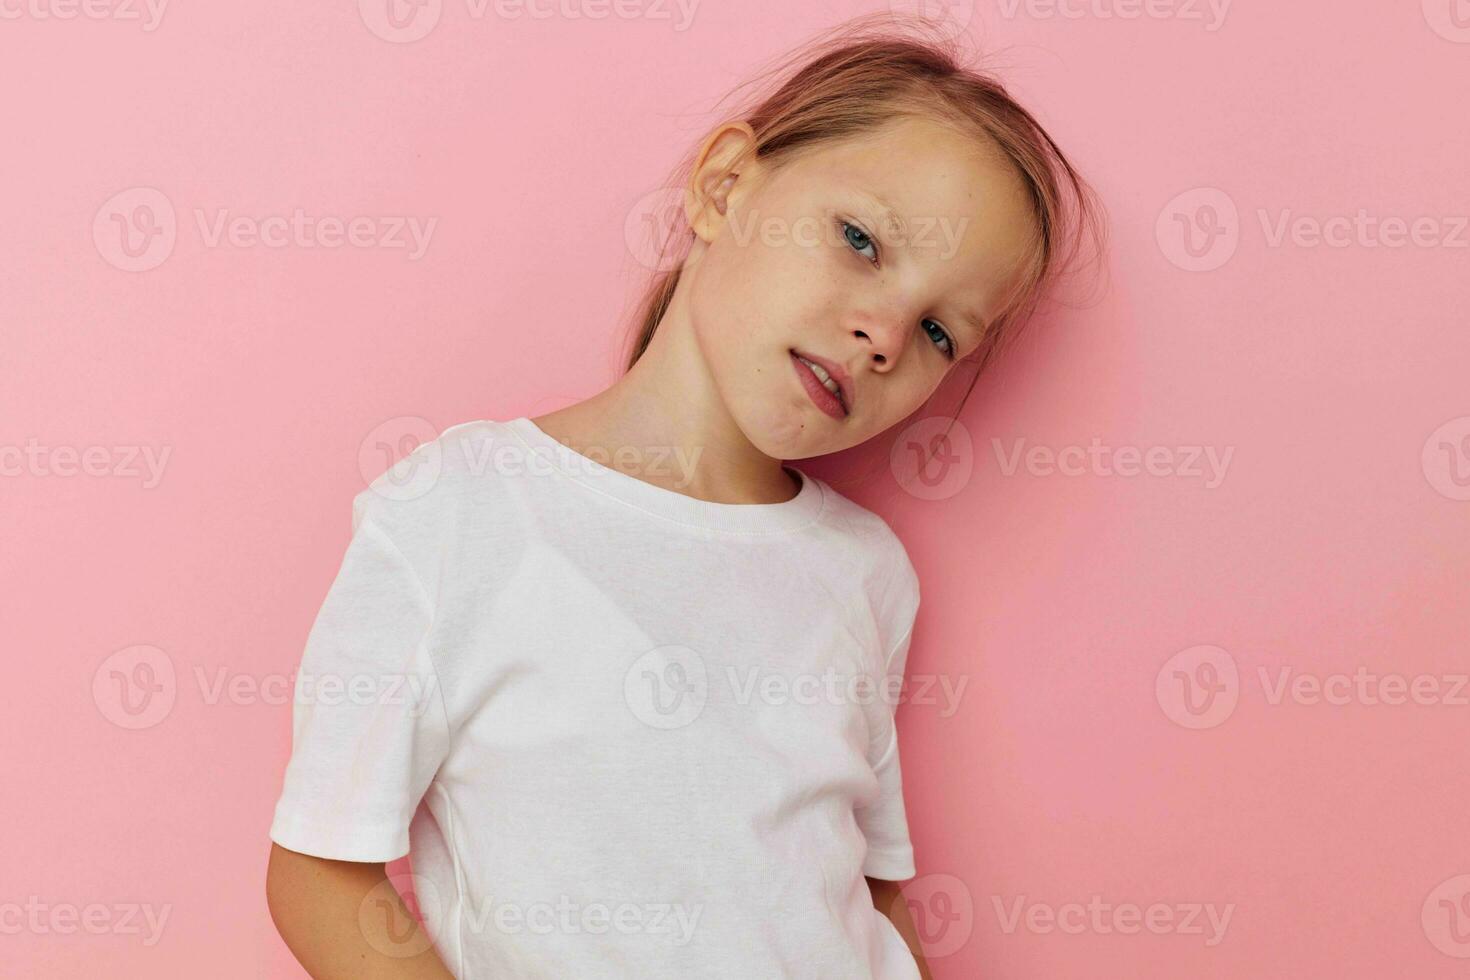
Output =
[{"x1": 624, "y1": 14, "x2": 1105, "y2": 464}]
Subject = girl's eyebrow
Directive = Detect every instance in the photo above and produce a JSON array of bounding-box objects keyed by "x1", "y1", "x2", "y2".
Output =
[
  {"x1": 959, "y1": 307, "x2": 990, "y2": 343},
  {"x1": 959, "y1": 301, "x2": 989, "y2": 330},
  {"x1": 852, "y1": 189, "x2": 909, "y2": 242}
]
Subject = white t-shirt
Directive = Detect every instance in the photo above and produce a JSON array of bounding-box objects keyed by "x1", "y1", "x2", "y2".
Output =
[{"x1": 269, "y1": 416, "x2": 923, "y2": 979}]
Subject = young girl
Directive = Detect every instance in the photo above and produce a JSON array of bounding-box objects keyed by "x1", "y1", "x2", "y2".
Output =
[{"x1": 265, "y1": 14, "x2": 1102, "y2": 979}]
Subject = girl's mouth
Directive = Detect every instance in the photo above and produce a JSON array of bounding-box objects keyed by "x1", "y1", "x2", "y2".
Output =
[{"x1": 790, "y1": 350, "x2": 848, "y2": 420}]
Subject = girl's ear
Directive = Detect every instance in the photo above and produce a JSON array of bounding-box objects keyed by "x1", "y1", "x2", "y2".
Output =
[{"x1": 685, "y1": 121, "x2": 758, "y2": 243}]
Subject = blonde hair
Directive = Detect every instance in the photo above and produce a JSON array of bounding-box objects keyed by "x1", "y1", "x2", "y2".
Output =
[{"x1": 623, "y1": 12, "x2": 1107, "y2": 424}]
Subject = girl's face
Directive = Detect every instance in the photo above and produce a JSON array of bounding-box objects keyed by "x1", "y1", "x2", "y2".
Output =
[{"x1": 683, "y1": 114, "x2": 1037, "y2": 461}]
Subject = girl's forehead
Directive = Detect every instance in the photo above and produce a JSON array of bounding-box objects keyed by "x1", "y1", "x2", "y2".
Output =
[{"x1": 783, "y1": 122, "x2": 1020, "y2": 208}]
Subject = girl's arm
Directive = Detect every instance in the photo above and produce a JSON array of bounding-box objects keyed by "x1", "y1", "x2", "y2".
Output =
[
  {"x1": 866, "y1": 875, "x2": 935, "y2": 980},
  {"x1": 266, "y1": 843, "x2": 456, "y2": 979}
]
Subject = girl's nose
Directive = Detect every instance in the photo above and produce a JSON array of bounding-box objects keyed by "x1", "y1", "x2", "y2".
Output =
[{"x1": 847, "y1": 309, "x2": 912, "y2": 368}]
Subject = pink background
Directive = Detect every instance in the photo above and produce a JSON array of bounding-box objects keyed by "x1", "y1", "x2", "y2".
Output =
[{"x1": 4, "y1": 1, "x2": 1469, "y2": 977}]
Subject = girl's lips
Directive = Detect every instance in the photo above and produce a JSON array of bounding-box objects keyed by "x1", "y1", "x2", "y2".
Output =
[{"x1": 790, "y1": 350, "x2": 848, "y2": 420}]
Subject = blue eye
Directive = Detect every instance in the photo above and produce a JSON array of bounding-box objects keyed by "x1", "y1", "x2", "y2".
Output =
[
  {"x1": 839, "y1": 219, "x2": 956, "y2": 361},
  {"x1": 839, "y1": 220, "x2": 878, "y2": 263},
  {"x1": 923, "y1": 319, "x2": 956, "y2": 360}
]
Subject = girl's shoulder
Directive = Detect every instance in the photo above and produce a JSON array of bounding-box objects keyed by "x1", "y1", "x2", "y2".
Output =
[
  {"x1": 809, "y1": 483, "x2": 921, "y2": 633},
  {"x1": 344, "y1": 416, "x2": 523, "y2": 567}
]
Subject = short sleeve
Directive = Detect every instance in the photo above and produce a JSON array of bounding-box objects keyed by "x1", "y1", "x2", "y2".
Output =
[
  {"x1": 855, "y1": 548, "x2": 921, "y2": 880},
  {"x1": 268, "y1": 498, "x2": 451, "y2": 863}
]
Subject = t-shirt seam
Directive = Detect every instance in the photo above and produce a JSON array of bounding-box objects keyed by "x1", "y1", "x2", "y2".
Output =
[
  {"x1": 356, "y1": 514, "x2": 455, "y2": 748},
  {"x1": 501, "y1": 421, "x2": 831, "y2": 537},
  {"x1": 882, "y1": 617, "x2": 914, "y2": 677},
  {"x1": 869, "y1": 725, "x2": 899, "y2": 773},
  {"x1": 872, "y1": 560, "x2": 917, "y2": 771}
]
